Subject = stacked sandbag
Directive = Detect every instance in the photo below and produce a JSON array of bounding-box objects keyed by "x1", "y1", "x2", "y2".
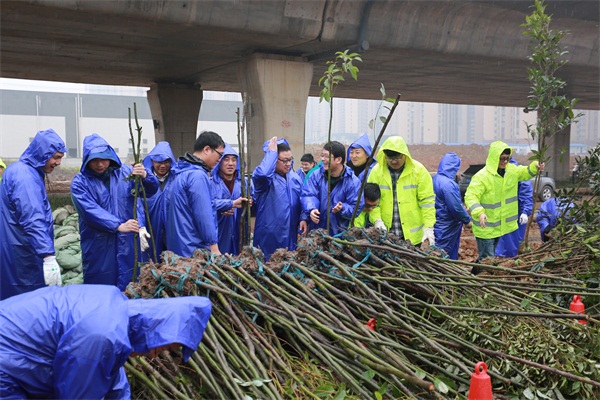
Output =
[{"x1": 53, "y1": 205, "x2": 83, "y2": 285}]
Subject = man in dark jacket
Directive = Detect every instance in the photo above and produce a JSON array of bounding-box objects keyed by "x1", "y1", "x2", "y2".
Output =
[
  {"x1": 0, "y1": 285, "x2": 211, "y2": 399},
  {"x1": 166, "y1": 131, "x2": 225, "y2": 256},
  {"x1": 71, "y1": 134, "x2": 158, "y2": 291},
  {"x1": 0, "y1": 129, "x2": 67, "y2": 300}
]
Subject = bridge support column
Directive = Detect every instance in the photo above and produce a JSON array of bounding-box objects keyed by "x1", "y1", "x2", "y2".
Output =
[
  {"x1": 147, "y1": 82, "x2": 203, "y2": 158},
  {"x1": 545, "y1": 123, "x2": 571, "y2": 184},
  {"x1": 237, "y1": 54, "x2": 313, "y2": 170}
]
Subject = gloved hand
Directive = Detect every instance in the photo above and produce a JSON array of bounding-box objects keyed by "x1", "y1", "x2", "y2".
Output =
[
  {"x1": 519, "y1": 213, "x2": 529, "y2": 225},
  {"x1": 374, "y1": 219, "x2": 387, "y2": 232},
  {"x1": 422, "y1": 227, "x2": 435, "y2": 246},
  {"x1": 43, "y1": 256, "x2": 62, "y2": 286},
  {"x1": 139, "y1": 227, "x2": 151, "y2": 252}
]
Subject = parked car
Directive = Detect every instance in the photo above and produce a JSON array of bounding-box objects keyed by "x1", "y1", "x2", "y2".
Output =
[{"x1": 458, "y1": 163, "x2": 555, "y2": 201}]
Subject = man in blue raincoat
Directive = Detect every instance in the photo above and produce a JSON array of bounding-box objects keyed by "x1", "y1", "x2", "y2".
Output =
[
  {"x1": 347, "y1": 133, "x2": 377, "y2": 182},
  {"x1": 142, "y1": 141, "x2": 176, "y2": 258},
  {"x1": 302, "y1": 141, "x2": 362, "y2": 236},
  {"x1": 296, "y1": 153, "x2": 316, "y2": 184},
  {"x1": 0, "y1": 129, "x2": 67, "y2": 300},
  {"x1": 212, "y1": 143, "x2": 251, "y2": 255},
  {"x1": 433, "y1": 152, "x2": 472, "y2": 259},
  {"x1": 253, "y1": 136, "x2": 307, "y2": 260},
  {"x1": 0, "y1": 284, "x2": 212, "y2": 399},
  {"x1": 537, "y1": 197, "x2": 575, "y2": 242},
  {"x1": 495, "y1": 158, "x2": 534, "y2": 257},
  {"x1": 166, "y1": 131, "x2": 225, "y2": 256},
  {"x1": 71, "y1": 134, "x2": 159, "y2": 291}
]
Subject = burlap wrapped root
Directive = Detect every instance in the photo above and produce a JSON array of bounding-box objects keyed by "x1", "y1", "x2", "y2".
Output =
[{"x1": 53, "y1": 206, "x2": 83, "y2": 285}]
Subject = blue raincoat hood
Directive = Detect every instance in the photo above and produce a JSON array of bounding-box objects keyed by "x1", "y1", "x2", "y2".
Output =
[
  {"x1": 0, "y1": 285, "x2": 211, "y2": 398},
  {"x1": 436, "y1": 152, "x2": 461, "y2": 179},
  {"x1": 212, "y1": 143, "x2": 240, "y2": 180},
  {"x1": 127, "y1": 296, "x2": 212, "y2": 362},
  {"x1": 81, "y1": 134, "x2": 121, "y2": 173},
  {"x1": 143, "y1": 141, "x2": 176, "y2": 171},
  {"x1": 347, "y1": 133, "x2": 373, "y2": 160},
  {"x1": 19, "y1": 129, "x2": 67, "y2": 172},
  {"x1": 262, "y1": 137, "x2": 290, "y2": 153}
]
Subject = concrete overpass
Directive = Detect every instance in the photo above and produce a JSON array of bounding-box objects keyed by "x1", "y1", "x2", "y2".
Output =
[{"x1": 1, "y1": 0, "x2": 598, "y2": 179}]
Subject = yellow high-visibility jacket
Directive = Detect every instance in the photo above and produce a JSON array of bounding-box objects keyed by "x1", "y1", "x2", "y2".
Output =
[
  {"x1": 464, "y1": 140, "x2": 538, "y2": 239},
  {"x1": 367, "y1": 136, "x2": 435, "y2": 244}
]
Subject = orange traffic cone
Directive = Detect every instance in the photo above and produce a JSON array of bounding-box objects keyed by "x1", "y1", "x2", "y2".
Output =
[
  {"x1": 365, "y1": 318, "x2": 377, "y2": 331},
  {"x1": 467, "y1": 362, "x2": 493, "y2": 400},
  {"x1": 569, "y1": 295, "x2": 587, "y2": 325}
]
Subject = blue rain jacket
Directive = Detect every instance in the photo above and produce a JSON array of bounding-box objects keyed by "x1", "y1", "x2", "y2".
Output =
[
  {"x1": 537, "y1": 197, "x2": 574, "y2": 242},
  {"x1": 347, "y1": 133, "x2": 377, "y2": 182},
  {"x1": 166, "y1": 153, "x2": 219, "y2": 257},
  {"x1": 495, "y1": 158, "x2": 534, "y2": 257},
  {"x1": 0, "y1": 284, "x2": 212, "y2": 399},
  {"x1": 297, "y1": 168, "x2": 307, "y2": 184},
  {"x1": 0, "y1": 129, "x2": 67, "y2": 300},
  {"x1": 142, "y1": 142, "x2": 176, "y2": 258},
  {"x1": 252, "y1": 138, "x2": 305, "y2": 260},
  {"x1": 433, "y1": 153, "x2": 471, "y2": 260},
  {"x1": 302, "y1": 164, "x2": 362, "y2": 236},
  {"x1": 71, "y1": 134, "x2": 158, "y2": 291},
  {"x1": 212, "y1": 144, "x2": 252, "y2": 255}
]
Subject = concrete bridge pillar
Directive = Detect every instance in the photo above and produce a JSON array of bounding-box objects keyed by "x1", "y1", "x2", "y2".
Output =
[
  {"x1": 237, "y1": 54, "x2": 313, "y2": 170},
  {"x1": 545, "y1": 124, "x2": 571, "y2": 184},
  {"x1": 147, "y1": 82, "x2": 203, "y2": 158}
]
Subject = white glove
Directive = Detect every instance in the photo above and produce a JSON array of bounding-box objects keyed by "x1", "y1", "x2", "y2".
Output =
[
  {"x1": 43, "y1": 256, "x2": 62, "y2": 286},
  {"x1": 519, "y1": 213, "x2": 529, "y2": 225},
  {"x1": 374, "y1": 219, "x2": 387, "y2": 232},
  {"x1": 139, "y1": 227, "x2": 151, "y2": 252},
  {"x1": 422, "y1": 227, "x2": 435, "y2": 246}
]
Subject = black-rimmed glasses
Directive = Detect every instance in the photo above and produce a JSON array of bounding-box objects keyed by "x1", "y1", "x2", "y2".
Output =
[
  {"x1": 212, "y1": 148, "x2": 224, "y2": 158},
  {"x1": 278, "y1": 157, "x2": 294, "y2": 164}
]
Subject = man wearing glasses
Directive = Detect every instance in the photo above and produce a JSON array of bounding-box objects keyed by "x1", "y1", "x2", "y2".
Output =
[
  {"x1": 252, "y1": 136, "x2": 307, "y2": 261},
  {"x1": 367, "y1": 136, "x2": 436, "y2": 246},
  {"x1": 166, "y1": 131, "x2": 225, "y2": 256},
  {"x1": 464, "y1": 140, "x2": 543, "y2": 271}
]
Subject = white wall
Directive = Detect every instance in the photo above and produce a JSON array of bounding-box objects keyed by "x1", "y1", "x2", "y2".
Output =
[
  {"x1": 78, "y1": 117, "x2": 155, "y2": 159},
  {"x1": 0, "y1": 115, "x2": 66, "y2": 159}
]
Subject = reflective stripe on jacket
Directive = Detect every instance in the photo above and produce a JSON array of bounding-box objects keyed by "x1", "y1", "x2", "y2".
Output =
[
  {"x1": 495, "y1": 158, "x2": 534, "y2": 257},
  {"x1": 367, "y1": 136, "x2": 435, "y2": 244},
  {"x1": 464, "y1": 141, "x2": 538, "y2": 240}
]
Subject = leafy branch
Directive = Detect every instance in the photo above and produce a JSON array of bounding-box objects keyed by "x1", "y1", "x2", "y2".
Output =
[
  {"x1": 318, "y1": 50, "x2": 362, "y2": 232},
  {"x1": 521, "y1": 0, "x2": 582, "y2": 246}
]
